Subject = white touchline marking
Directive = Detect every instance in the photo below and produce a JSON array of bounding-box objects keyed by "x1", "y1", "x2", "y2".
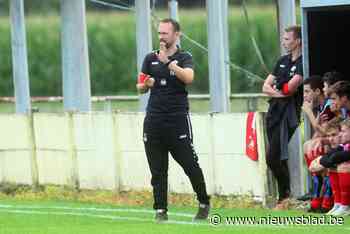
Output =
[{"x1": 0, "y1": 204, "x2": 193, "y2": 217}]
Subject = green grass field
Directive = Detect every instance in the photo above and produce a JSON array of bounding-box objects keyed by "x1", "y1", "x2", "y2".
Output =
[{"x1": 0, "y1": 199, "x2": 349, "y2": 234}]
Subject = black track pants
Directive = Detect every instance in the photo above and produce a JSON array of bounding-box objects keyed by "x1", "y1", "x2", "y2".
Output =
[
  {"x1": 143, "y1": 114, "x2": 210, "y2": 210},
  {"x1": 266, "y1": 123, "x2": 294, "y2": 200}
]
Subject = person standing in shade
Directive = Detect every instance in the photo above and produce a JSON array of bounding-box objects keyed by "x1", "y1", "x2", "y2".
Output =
[
  {"x1": 136, "y1": 18, "x2": 210, "y2": 222},
  {"x1": 262, "y1": 25, "x2": 303, "y2": 209}
]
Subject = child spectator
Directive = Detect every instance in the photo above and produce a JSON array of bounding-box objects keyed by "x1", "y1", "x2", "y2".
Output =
[
  {"x1": 307, "y1": 118, "x2": 341, "y2": 212},
  {"x1": 320, "y1": 119, "x2": 350, "y2": 215}
]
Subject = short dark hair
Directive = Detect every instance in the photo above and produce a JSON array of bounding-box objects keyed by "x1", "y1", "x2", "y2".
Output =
[
  {"x1": 303, "y1": 75, "x2": 324, "y2": 91},
  {"x1": 328, "y1": 80, "x2": 350, "y2": 99},
  {"x1": 159, "y1": 18, "x2": 180, "y2": 32},
  {"x1": 285, "y1": 25, "x2": 301, "y2": 39},
  {"x1": 322, "y1": 71, "x2": 345, "y2": 86}
]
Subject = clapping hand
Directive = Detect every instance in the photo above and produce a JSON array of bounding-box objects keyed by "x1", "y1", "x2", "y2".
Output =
[{"x1": 157, "y1": 41, "x2": 170, "y2": 64}]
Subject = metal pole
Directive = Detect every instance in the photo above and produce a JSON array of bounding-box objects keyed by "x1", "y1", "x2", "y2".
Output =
[
  {"x1": 61, "y1": 0, "x2": 91, "y2": 112},
  {"x1": 168, "y1": 0, "x2": 180, "y2": 46},
  {"x1": 9, "y1": 0, "x2": 31, "y2": 114},
  {"x1": 301, "y1": 3, "x2": 312, "y2": 196},
  {"x1": 221, "y1": 0, "x2": 231, "y2": 102},
  {"x1": 168, "y1": 0, "x2": 179, "y2": 21},
  {"x1": 135, "y1": 0, "x2": 153, "y2": 111},
  {"x1": 207, "y1": 0, "x2": 230, "y2": 113}
]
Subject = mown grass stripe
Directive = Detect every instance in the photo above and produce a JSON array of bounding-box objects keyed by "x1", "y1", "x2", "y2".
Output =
[
  {"x1": 1, "y1": 205, "x2": 348, "y2": 230},
  {"x1": 0, "y1": 209, "x2": 207, "y2": 226}
]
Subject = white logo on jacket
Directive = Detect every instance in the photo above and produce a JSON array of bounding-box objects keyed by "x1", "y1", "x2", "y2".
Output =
[
  {"x1": 179, "y1": 134, "x2": 187, "y2": 139},
  {"x1": 160, "y1": 79, "x2": 167, "y2": 86}
]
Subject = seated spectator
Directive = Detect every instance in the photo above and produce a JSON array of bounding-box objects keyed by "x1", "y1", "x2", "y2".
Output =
[
  {"x1": 302, "y1": 76, "x2": 325, "y2": 205},
  {"x1": 306, "y1": 118, "x2": 341, "y2": 212},
  {"x1": 319, "y1": 118, "x2": 350, "y2": 216}
]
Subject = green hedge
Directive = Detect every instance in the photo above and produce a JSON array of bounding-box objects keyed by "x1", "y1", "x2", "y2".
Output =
[{"x1": 0, "y1": 8, "x2": 281, "y2": 96}]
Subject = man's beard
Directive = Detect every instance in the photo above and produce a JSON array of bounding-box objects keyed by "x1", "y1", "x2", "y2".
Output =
[{"x1": 160, "y1": 40, "x2": 172, "y2": 49}]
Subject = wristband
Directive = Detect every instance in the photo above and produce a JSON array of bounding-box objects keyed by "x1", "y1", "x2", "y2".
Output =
[
  {"x1": 138, "y1": 73, "x2": 148, "y2": 84},
  {"x1": 282, "y1": 83, "x2": 289, "y2": 95}
]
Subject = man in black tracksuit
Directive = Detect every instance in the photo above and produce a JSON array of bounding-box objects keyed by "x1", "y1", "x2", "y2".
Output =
[
  {"x1": 136, "y1": 18, "x2": 210, "y2": 222},
  {"x1": 262, "y1": 26, "x2": 303, "y2": 209}
]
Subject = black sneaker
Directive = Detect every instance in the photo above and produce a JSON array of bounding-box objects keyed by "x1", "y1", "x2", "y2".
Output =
[
  {"x1": 297, "y1": 193, "x2": 312, "y2": 201},
  {"x1": 193, "y1": 203, "x2": 210, "y2": 221},
  {"x1": 155, "y1": 209, "x2": 168, "y2": 222}
]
